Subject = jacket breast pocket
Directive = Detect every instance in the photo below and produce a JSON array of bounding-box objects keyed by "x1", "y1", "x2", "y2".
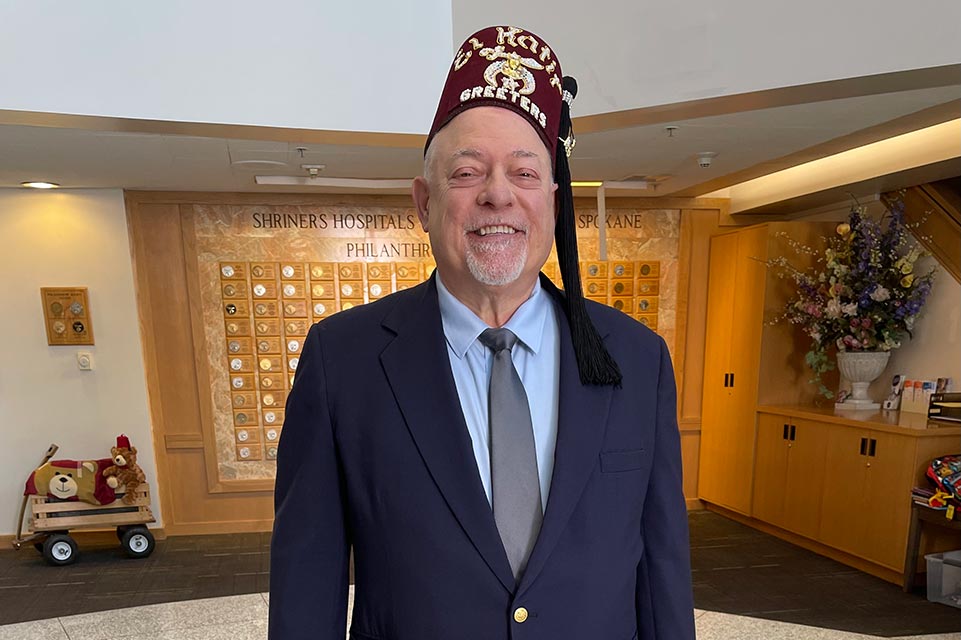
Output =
[{"x1": 600, "y1": 448, "x2": 645, "y2": 473}]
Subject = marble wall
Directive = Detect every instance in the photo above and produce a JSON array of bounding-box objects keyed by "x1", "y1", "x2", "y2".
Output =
[
  {"x1": 574, "y1": 208, "x2": 681, "y2": 357},
  {"x1": 188, "y1": 203, "x2": 680, "y2": 482}
]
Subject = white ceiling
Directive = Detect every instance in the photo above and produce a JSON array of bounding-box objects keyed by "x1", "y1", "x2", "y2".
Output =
[{"x1": 0, "y1": 84, "x2": 958, "y2": 204}]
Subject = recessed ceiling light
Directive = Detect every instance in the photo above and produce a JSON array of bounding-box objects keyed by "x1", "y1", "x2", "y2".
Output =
[{"x1": 21, "y1": 181, "x2": 60, "y2": 189}]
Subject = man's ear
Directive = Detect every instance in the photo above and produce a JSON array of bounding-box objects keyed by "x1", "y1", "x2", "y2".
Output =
[{"x1": 412, "y1": 176, "x2": 431, "y2": 232}]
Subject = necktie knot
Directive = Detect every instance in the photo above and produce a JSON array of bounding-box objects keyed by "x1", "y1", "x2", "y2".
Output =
[{"x1": 479, "y1": 328, "x2": 519, "y2": 353}]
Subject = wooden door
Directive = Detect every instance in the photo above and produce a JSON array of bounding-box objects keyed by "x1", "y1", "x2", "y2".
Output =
[
  {"x1": 752, "y1": 412, "x2": 790, "y2": 526},
  {"x1": 781, "y1": 418, "x2": 827, "y2": 539},
  {"x1": 863, "y1": 431, "x2": 915, "y2": 569},
  {"x1": 818, "y1": 426, "x2": 869, "y2": 555},
  {"x1": 724, "y1": 226, "x2": 769, "y2": 513},
  {"x1": 731, "y1": 226, "x2": 768, "y2": 396},
  {"x1": 698, "y1": 232, "x2": 739, "y2": 509}
]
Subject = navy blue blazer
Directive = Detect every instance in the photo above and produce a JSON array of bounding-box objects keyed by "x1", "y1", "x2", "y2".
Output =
[{"x1": 269, "y1": 274, "x2": 695, "y2": 640}]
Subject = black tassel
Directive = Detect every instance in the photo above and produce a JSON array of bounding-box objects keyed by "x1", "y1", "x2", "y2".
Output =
[{"x1": 555, "y1": 76, "x2": 622, "y2": 387}]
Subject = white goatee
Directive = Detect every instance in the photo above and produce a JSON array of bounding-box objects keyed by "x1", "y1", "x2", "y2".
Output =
[{"x1": 466, "y1": 240, "x2": 527, "y2": 286}]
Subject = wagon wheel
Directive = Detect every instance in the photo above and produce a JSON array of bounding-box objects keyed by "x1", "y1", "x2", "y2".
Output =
[
  {"x1": 42, "y1": 533, "x2": 79, "y2": 566},
  {"x1": 120, "y1": 526, "x2": 155, "y2": 559},
  {"x1": 116, "y1": 525, "x2": 130, "y2": 541}
]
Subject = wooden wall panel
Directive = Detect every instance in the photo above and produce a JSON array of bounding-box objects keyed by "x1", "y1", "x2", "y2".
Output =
[
  {"x1": 756, "y1": 223, "x2": 839, "y2": 407},
  {"x1": 126, "y1": 196, "x2": 274, "y2": 535},
  {"x1": 681, "y1": 432, "x2": 701, "y2": 509},
  {"x1": 675, "y1": 209, "x2": 724, "y2": 508},
  {"x1": 126, "y1": 191, "x2": 725, "y2": 534},
  {"x1": 678, "y1": 209, "x2": 722, "y2": 423}
]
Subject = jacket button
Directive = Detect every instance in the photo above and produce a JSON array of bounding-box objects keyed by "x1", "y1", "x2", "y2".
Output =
[{"x1": 513, "y1": 607, "x2": 528, "y2": 623}]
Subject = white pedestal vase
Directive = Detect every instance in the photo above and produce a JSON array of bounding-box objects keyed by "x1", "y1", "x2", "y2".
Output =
[{"x1": 835, "y1": 351, "x2": 891, "y2": 410}]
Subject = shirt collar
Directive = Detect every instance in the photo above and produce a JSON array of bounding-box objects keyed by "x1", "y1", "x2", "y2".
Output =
[{"x1": 436, "y1": 273, "x2": 550, "y2": 359}]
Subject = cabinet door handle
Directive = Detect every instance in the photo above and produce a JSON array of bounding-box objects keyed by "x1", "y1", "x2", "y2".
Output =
[
  {"x1": 783, "y1": 424, "x2": 789, "y2": 440},
  {"x1": 723, "y1": 373, "x2": 729, "y2": 387},
  {"x1": 859, "y1": 438, "x2": 868, "y2": 456},
  {"x1": 789, "y1": 424, "x2": 797, "y2": 441},
  {"x1": 868, "y1": 438, "x2": 877, "y2": 457},
  {"x1": 730, "y1": 372, "x2": 735, "y2": 388}
]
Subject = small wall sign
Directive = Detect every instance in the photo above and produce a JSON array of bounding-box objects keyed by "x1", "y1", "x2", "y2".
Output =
[{"x1": 41, "y1": 287, "x2": 94, "y2": 345}]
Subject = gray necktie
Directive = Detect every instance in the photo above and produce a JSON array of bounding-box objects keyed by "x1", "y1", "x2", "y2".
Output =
[{"x1": 479, "y1": 328, "x2": 542, "y2": 581}]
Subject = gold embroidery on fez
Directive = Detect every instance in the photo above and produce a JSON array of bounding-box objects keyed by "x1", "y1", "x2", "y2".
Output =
[
  {"x1": 516, "y1": 34, "x2": 538, "y2": 53},
  {"x1": 454, "y1": 49, "x2": 471, "y2": 71},
  {"x1": 496, "y1": 26, "x2": 522, "y2": 46},
  {"x1": 550, "y1": 74, "x2": 562, "y2": 95},
  {"x1": 480, "y1": 46, "x2": 543, "y2": 95}
]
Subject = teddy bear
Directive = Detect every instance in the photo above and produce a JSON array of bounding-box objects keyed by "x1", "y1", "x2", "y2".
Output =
[
  {"x1": 102, "y1": 434, "x2": 146, "y2": 504},
  {"x1": 25, "y1": 458, "x2": 115, "y2": 505}
]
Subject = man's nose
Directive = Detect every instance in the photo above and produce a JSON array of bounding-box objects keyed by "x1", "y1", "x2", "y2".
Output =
[{"x1": 478, "y1": 170, "x2": 514, "y2": 209}]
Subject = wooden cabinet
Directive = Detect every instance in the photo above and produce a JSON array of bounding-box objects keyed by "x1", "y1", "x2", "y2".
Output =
[
  {"x1": 754, "y1": 406, "x2": 960, "y2": 578},
  {"x1": 698, "y1": 231, "x2": 748, "y2": 512},
  {"x1": 818, "y1": 426, "x2": 870, "y2": 555},
  {"x1": 753, "y1": 412, "x2": 826, "y2": 539},
  {"x1": 698, "y1": 223, "x2": 830, "y2": 514},
  {"x1": 697, "y1": 221, "x2": 957, "y2": 581},
  {"x1": 819, "y1": 427, "x2": 914, "y2": 570}
]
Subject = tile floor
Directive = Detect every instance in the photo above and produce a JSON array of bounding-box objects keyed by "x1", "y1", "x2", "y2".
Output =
[
  {"x1": 1, "y1": 591, "x2": 959, "y2": 640},
  {"x1": 1, "y1": 512, "x2": 957, "y2": 639},
  {"x1": 688, "y1": 512, "x2": 961, "y2": 637}
]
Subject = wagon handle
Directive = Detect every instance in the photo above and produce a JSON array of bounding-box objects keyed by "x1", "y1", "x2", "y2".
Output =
[
  {"x1": 12, "y1": 444, "x2": 60, "y2": 548},
  {"x1": 42, "y1": 444, "x2": 59, "y2": 462}
]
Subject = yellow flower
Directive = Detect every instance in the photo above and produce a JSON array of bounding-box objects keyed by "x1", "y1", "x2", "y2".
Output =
[
  {"x1": 901, "y1": 274, "x2": 915, "y2": 287},
  {"x1": 836, "y1": 223, "x2": 851, "y2": 236},
  {"x1": 900, "y1": 261, "x2": 913, "y2": 275}
]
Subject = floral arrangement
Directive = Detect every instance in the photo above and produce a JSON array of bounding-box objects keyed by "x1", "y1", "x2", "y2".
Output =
[{"x1": 768, "y1": 197, "x2": 936, "y2": 398}]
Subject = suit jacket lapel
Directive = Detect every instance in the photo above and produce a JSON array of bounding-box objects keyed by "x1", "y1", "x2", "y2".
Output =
[
  {"x1": 516, "y1": 277, "x2": 615, "y2": 597},
  {"x1": 380, "y1": 276, "x2": 516, "y2": 593}
]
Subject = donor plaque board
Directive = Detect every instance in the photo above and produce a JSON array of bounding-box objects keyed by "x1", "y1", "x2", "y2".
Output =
[
  {"x1": 219, "y1": 260, "x2": 431, "y2": 463},
  {"x1": 189, "y1": 203, "x2": 677, "y2": 483},
  {"x1": 41, "y1": 287, "x2": 94, "y2": 345},
  {"x1": 218, "y1": 259, "x2": 660, "y2": 465}
]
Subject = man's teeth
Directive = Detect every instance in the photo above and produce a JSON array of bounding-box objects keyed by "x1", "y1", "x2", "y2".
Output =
[{"x1": 476, "y1": 225, "x2": 516, "y2": 236}]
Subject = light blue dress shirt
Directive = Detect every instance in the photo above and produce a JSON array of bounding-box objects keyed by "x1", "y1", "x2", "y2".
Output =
[{"x1": 436, "y1": 274, "x2": 560, "y2": 512}]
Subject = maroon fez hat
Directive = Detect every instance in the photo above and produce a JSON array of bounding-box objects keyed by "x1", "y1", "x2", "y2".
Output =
[
  {"x1": 426, "y1": 26, "x2": 622, "y2": 386},
  {"x1": 426, "y1": 26, "x2": 564, "y2": 157},
  {"x1": 116, "y1": 434, "x2": 131, "y2": 449}
]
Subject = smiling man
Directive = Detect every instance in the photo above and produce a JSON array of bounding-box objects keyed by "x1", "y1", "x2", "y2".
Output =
[
  {"x1": 270, "y1": 25, "x2": 695, "y2": 640},
  {"x1": 413, "y1": 106, "x2": 558, "y2": 326}
]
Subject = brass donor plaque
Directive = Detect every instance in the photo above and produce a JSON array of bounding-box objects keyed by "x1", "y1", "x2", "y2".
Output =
[{"x1": 41, "y1": 287, "x2": 94, "y2": 346}]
